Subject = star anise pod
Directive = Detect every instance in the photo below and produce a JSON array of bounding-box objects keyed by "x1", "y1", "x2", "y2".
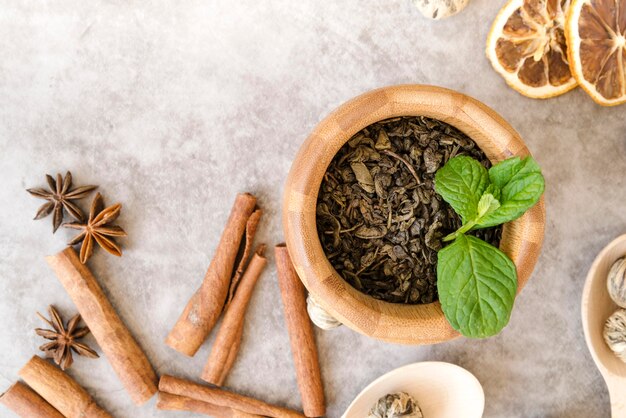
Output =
[
  {"x1": 35, "y1": 305, "x2": 99, "y2": 370},
  {"x1": 27, "y1": 171, "x2": 97, "y2": 233},
  {"x1": 64, "y1": 192, "x2": 127, "y2": 264}
]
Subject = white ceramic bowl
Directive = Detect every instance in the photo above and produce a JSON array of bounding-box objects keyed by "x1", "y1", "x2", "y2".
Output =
[{"x1": 342, "y1": 362, "x2": 484, "y2": 418}]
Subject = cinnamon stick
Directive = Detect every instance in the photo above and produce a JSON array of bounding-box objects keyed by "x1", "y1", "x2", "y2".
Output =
[
  {"x1": 275, "y1": 244, "x2": 326, "y2": 418},
  {"x1": 157, "y1": 392, "x2": 263, "y2": 418},
  {"x1": 45, "y1": 248, "x2": 158, "y2": 405},
  {"x1": 19, "y1": 356, "x2": 111, "y2": 418},
  {"x1": 219, "y1": 321, "x2": 244, "y2": 385},
  {"x1": 202, "y1": 245, "x2": 267, "y2": 385},
  {"x1": 227, "y1": 209, "x2": 263, "y2": 306},
  {"x1": 166, "y1": 193, "x2": 258, "y2": 356},
  {"x1": 0, "y1": 381, "x2": 64, "y2": 418},
  {"x1": 159, "y1": 375, "x2": 304, "y2": 418}
]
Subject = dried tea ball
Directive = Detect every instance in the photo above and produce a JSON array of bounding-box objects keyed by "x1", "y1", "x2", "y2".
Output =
[
  {"x1": 368, "y1": 392, "x2": 423, "y2": 418},
  {"x1": 306, "y1": 294, "x2": 342, "y2": 330},
  {"x1": 412, "y1": 0, "x2": 470, "y2": 20},
  {"x1": 604, "y1": 309, "x2": 626, "y2": 362},
  {"x1": 608, "y1": 258, "x2": 626, "y2": 307}
]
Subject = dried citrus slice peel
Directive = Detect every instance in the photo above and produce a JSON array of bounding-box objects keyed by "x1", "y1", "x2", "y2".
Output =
[
  {"x1": 566, "y1": 0, "x2": 626, "y2": 106},
  {"x1": 487, "y1": 0, "x2": 578, "y2": 98}
]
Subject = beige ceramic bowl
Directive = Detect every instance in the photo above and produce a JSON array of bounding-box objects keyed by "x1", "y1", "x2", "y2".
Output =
[
  {"x1": 582, "y1": 235, "x2": 626, "y2": 416},
  {"x1": 342, "y1": 362, "x2": 484, "y2": 418},
  {"x1": 283, "y1": 85, "x2": 545, "y2": 344}
]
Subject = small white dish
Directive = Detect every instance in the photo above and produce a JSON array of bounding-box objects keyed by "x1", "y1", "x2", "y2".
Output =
[
  {"x1": 581, "y1": 234, "x2": 626, "y2": 416},
  {"x1": 342, "y1": 361, "x2": 484, "y2": 418}
]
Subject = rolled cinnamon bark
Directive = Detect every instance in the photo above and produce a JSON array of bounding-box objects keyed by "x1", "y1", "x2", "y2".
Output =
[
  {"x1": 45, "y1": 248, "x2": 158, "y2": 405},
  {"x1": 159, "y1": 375, "x2": 304, "y2": 418},
  {"x1": 275, "y1": 244, "x2": 326, "y2": 418},
  {"x1": 19, "y1": 356, "x2": 111, "y2": 418},
  {"x1": 166, "y1": 193, "x2": 258, "y2": 356},
  {"x1": 202, "y1": 245, "x2": 267, "y2": 385},
  {"x1": 226, "y1": 209, "x2": 263, "y2": 307},
  {"x1": 219, "y1": 321, "x2": 244, "y2": 385},
  {"x1": 157, "y1": 392, "x2": 262, "y2": 418},
  {"x1": 0, "y1": 381, "x2": 64, "y2": 418}
]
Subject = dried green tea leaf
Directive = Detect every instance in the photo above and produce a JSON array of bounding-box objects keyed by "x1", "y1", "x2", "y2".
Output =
[
  {"x1": 375, "y1": 131, "x2": 392, "y2": 150},
  {"x1": 350, "y1": 162, "x2": 375, "y2": 193},
  {"x1": 355, "y1": 224, "x2": 388, "y2": 239}
]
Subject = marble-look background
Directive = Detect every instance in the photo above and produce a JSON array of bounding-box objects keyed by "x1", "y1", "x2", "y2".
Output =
[{"x1": 0, "y1": 1, "x2": 624, "y2": 417}]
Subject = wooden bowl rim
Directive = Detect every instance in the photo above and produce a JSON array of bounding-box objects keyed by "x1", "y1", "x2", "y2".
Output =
[{"x1": 283, "y1": 84, "x2": 546, "y2": 344}]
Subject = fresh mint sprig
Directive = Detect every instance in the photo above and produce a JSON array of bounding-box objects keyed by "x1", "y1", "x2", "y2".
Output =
[{"x1": 434, "y1": 155, "x2": 545, "y2": 338}]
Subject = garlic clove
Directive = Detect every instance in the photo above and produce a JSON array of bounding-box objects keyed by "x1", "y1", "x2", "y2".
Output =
[
  {"x1": 306, "y1": 294, "x2": 342, "y2": 330},
  {"x1": 607, "y1": 258, "x2": 626, "y2": 308},
  {"x1": 412, "y1": 0, "x2": 471, "y2": 20},
  {"x1": 604, "y1": 309, "x2": 626, "y2": 362}
]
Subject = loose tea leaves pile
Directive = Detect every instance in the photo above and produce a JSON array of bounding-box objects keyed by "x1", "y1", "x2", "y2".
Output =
[{"x1": 316, "y1": 116, "x2": 501, "y2": 304}]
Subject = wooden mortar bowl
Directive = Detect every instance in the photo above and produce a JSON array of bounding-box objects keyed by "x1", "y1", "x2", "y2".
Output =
[{"x1": 283, "y1": 85, "x2": 545, "y2": 345}]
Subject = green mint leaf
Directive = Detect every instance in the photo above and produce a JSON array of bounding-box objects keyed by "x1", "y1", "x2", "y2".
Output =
[
  {"x1": 476, "y1": 156, "x2": 545, "y2": 228},
  {"x1": 488, "y1": 157, "x2": 525, "y2": 189},
  {"x1": 476, "y1": 193, "x2": 500, "y2": 220},
  {"x1": 437, "y1": 234, "x2": 518, "y2": 338},
  {"x1": 434, "y1": 156, "x2": 489, "y2": 223},
  {"x1": 484, "y1": 183, "x2": 501, "y2": 201}
]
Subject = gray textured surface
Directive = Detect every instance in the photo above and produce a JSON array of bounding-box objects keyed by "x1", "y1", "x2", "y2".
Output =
[{"x1": 0, "y1": 1, "x2": 624, "y2": 417}]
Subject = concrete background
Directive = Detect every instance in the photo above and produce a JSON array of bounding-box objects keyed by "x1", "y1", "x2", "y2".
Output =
[{"x1": 1, "y1": 1, "x2": 624, "y2": 417}]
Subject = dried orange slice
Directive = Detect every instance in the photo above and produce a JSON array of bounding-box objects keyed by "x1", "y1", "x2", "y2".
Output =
[
  {"x1": 566, "y1": 0, "x2": 626, "y2": 106},
  {"x1": 487, "y1": 0, "x2": 578, "y2": 98}
]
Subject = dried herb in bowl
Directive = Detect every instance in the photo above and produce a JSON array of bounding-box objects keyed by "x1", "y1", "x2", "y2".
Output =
[{"x1": 316, "y1": 116, "x2": 502, "y2": 305}]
